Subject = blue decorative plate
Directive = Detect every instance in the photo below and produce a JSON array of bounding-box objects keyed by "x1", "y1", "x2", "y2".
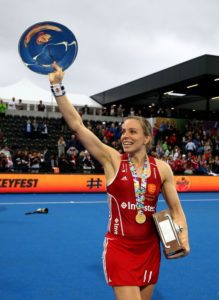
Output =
[{"x1": 18, "y1": 21, "x2": 78, "y2": 74}]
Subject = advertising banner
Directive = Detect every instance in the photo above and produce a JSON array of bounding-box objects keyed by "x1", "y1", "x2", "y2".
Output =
[{"x1": 0, "y1": 174, "x2": 218, "y2": 193}]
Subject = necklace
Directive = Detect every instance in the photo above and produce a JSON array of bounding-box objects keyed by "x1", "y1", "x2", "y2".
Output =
[{"x1": 128, "y1": 154, "x2": 148, "y2": 224}]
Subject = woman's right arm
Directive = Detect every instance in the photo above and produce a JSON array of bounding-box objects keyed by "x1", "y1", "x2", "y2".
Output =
[{"x1": 49, "y1": 63, "x2": 120, "y2": 171}]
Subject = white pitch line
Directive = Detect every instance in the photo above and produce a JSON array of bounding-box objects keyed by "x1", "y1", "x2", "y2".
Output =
[
  {"x1": 70, "y1": 201, "x2": 107, "y2": 204},
  {"x1": 0, "y1": 199, "x2": 219, "y2": 205},
  {"x1": 159, "y1": 198, "x2": 219, "y2": 202},
  {"x1": 0, "y1": 201, "x2": 107, "y2": 205}
]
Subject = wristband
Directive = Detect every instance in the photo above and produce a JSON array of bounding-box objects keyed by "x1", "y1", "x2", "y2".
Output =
[{"x1": 50, "y1": 83, "x2": 66, "y2": 97}]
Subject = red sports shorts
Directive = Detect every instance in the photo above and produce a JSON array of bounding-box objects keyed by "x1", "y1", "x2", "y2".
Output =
[{"x1": 102, "y1": 232, "x2": 161, "y2": 286}]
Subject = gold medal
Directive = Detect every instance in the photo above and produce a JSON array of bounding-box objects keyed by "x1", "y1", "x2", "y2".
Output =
[{"x1": 135, "y1": 212, "x2": 146, "y2": 224}]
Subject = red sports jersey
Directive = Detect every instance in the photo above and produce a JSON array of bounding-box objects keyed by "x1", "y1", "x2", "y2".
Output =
[
  {"x1": 103, "y1": 154, "x2": 162, "y2": 286},
  {"x1": 106, "y1": 153, "x2": 162, "y2": 240}
]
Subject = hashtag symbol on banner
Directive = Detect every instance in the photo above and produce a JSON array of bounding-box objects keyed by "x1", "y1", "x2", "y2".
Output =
[{"x1": 87, "y1": 178, "x2": 102, "y2": 189}]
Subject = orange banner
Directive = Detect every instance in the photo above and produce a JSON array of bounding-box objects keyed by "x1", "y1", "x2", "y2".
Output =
[
  {"x1": 174, "y1": 176, "x2": 219, "y2": 192},
  {"x1": 0, "y1": 174, "x2": 106, "y2": 193},
  {"x1": 0, "y1": 174, "x2": 218, "y2": 193}
]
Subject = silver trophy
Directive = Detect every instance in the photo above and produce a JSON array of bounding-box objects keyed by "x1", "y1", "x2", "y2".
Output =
[{"x1": 153, "y1": 210, "x2": 184, "y2": 257}]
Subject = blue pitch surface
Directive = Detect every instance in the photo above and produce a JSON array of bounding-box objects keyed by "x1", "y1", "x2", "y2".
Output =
[{"x1": 0, "y1": 192, "x2": 219, "y2": 300}]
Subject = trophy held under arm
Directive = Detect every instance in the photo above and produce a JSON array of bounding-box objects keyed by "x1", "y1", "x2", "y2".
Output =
[{"x1": 153, "y1": 210, "x2": 184, "y2": 258}]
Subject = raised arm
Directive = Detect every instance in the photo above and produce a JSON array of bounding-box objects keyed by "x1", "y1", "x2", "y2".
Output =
[
  {"x1": 49, "y1": 63, "x2": 120, "y2": 177},
  {"x1": 157, "y1": 159, "x2": 190, "y2": 259}
]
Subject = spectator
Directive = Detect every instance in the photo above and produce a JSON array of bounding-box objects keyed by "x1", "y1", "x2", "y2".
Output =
[
  {"x1": 57, "y1": 136, "x2": 66, "y2": 158},
  {"x1": 0, "y1": 99, "x2": 7, "y2": 117},
  {"x1": 196, "y1": 154, "x2": 209, "y2": 175},
  {"x1": 0, "y1": 153, "x2": 8, "y2": 172},
  {"x1": 0, "y1": 145, "x2": 13, "y2": 172},
  {"x1": 108, "y1": 122, "x2": 117, "y2": 141},
  {"x1": 155, "y1": 143, "x2": 164, "y2": 158},
  {"x1": 82, "y1": 105, "x2": 90, "y2": 115},
  {"x1": 102, "y1": 107, "x2": 107, "y2": 116},
  {"x1": 0, "y1": 145, "x2": 12, "y2": 158},
  {"x1": 173, "y1": 146, "x2": 180, "y2": 161},
  {"x1": 0, "y1": 129, "x2": 4, "y2": 147},
  {"x1": 162, "y1": 140, "x2": 168, "y2": 153},
  {"x1": 66, "y1": 146, "x2": 78, "y2": 168},
  {"x1": 66, "y1": 134, "x2": 82, "y2": 151},
  {"x1": 41, "y1": 120, "x2": 48, "y2": 138},
  {"x1": 129, "y1": 107, "x2": 135, "y2": 116},
  {"x1": 41, "y1": 146, "x2": 52, "y2": 173},
  {"x1": 211, "y1": 155, "x2": 219, "y2": 174},
  {"x1": 185, "y1": 138, "x2": 196, "y2": 154},
  {"x1": 157, "y1": 107, "x2": 165, "y2": 116},
  {"x1": 168, "y1": 132, "x2": 177, "y2": 147},
  {"x1": 165, "y1": 107, "x2": 172, "y2": 117},
  {"x1": 37, "y1": 100, "x2": 46, "y2": 112},
  {"x1": 81, "y1": 150, "x2": 95, "y2": 173},
  {"x1": 77, "y1": 150, "x2": 86, "y2": 171},
  {"x1": 58, "y1": 153, "x2": 71, "y2": 173},
  {"x1": 24, "y1": 119, "x2": 33, "y2": 137},
  {"x1": 8, "y1": 97, "x2": 16, "y2": 110},
  {"x1": 158, "y1": 121, "x2": 167, "y2": 140},
  {"x1": 5, "y1": 156, "x2": 14, "y2": 172},
  {"x1": 183, "y1": 152, "x2": 198, "y2": 175},
  {"x1": 203, "y1": 140, "x2": 212, "y2": 155},
  {"x1": 169, "y1": 154, "x2": 185, "y2": 174},
  {"x1": 13, "y1": 150, "x2": 29, "y2": 173},
  {"x1": 16, "y1": 99, "x2": 24, "y2": 110},
  {"x1": 29, "y1": 152, "x2": 41, "y2": 173},
  {"x1": 136, "y1": 109, "x2": 142, "y2": 116},
  {"x1": 97, "y1": 107, "x2": 103, "y2": 116},
  {"x1": 117, "y1": 104, "x2": 124, "y2": 117},
  {"x1": 104, "y1": 126, "x2": 113, "y2": 143},
  {"x1": 32, "y1": 118, "x2": 39, "y2": 138},
  {"x1": 110, "y1": 105, "x2": 116, "y2": 116},
  {"x1": 51, "y1": 153, "x2": 58, "y2": 171},
  {"x1": 207, "y1": 152, "x2": 215, "y2": 172}
]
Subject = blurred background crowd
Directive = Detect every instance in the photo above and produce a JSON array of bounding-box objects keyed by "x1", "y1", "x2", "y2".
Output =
[{"x1": 0, "y1": 98, "x2": 219, "y2": 175}]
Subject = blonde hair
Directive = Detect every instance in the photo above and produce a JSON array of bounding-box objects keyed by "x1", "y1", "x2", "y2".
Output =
[{"x1": 123, "y1": 116, "x2": 153, "y2": 150}]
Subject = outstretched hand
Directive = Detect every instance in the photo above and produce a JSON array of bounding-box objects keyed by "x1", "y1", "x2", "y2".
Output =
[{"x1": 49, "y1": 62, "x2": 64, "y2": 84}]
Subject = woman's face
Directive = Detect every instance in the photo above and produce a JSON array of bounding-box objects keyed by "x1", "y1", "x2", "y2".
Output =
[{"x1": 120, "y1": 119, "x2": 150, "y2": 153}]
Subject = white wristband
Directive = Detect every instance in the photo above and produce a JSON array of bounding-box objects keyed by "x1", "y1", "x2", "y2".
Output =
[{"x1": 51, "y1": 83, "x2": 66, "y2": 97}]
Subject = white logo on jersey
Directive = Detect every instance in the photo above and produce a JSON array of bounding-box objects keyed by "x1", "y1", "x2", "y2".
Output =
[
  {"x1": 114, "y1": 218, "x2": 119, "y2": 234},
  {"x1": 121, "y1": 176, "x2": 128, "y2": 181},
  {"x1": 121, "y1": 162, "x2": 127, "y2": 173},
  {"x1": 121, "y1": 202, "x2": 127, "y2": 209},
  {"x1": 120, "y1": 201, "x2": 155, "y2": 212}
]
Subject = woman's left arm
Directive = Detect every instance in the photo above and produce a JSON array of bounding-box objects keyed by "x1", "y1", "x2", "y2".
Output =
[{"x1": 158, "y1": 160, "x2": 190, "y2": 259}]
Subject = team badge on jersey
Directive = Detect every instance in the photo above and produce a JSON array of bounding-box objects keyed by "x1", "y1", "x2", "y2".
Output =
[{"x1": 147, "y1": 184, "x2": 156, "y2": 195}]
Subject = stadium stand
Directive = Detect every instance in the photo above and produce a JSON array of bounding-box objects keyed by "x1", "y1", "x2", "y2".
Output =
[{"x1": 0, "y1": 109, "x2": 218, "y2": 175}]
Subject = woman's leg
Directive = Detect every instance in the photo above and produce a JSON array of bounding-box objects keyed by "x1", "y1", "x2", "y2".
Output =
[
  {"x1": 113, "y1": 285, "x2": 155, "y2": 300},
  {"x1": 140, "y1": 284, "x2": 155, "y2": 300},
  {"x1": 113, "y1": 286, "x2": 142, "y2": 300}
]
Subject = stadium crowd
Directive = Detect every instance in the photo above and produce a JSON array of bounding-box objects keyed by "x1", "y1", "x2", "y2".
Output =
[{"x1": 0, "y1": 105, "x2": 219, "y2": 175}]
